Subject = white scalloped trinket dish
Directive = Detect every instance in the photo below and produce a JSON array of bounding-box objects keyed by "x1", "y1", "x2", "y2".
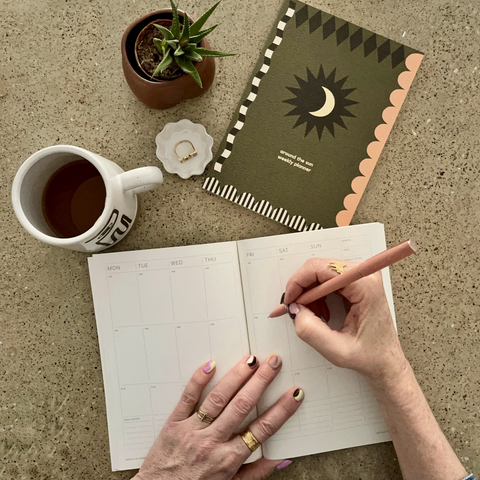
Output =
[{"x1": 155, "y1": 119, "x2": 214, "y2": 179}]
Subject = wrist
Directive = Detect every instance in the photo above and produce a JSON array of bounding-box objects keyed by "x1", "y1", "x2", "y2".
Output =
[{"x1": 364, "y1": 353, "x2": 412, "y2": 401}]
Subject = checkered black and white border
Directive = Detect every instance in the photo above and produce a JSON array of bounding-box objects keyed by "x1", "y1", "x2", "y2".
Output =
[
  {"x1": 203, "y1": 176, "x2": 321, "y2": 231},
  {"x1": 203, "y1": 1, "x2": 322, "y2": 231},
  {"x1": 212, "y1": 1, "x2": 296, "y2": 173}
]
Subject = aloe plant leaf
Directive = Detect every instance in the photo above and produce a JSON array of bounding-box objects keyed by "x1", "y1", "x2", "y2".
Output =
[
  {"x1": 153, "y1": 24, "x2": 174, "y2": 40},
  {"x1": 186, "y1": 50, "x2": 203, "y2": 62},
  {"x1": 194, "y1": 47, "x2": 236, "y2": 57},
  {"x1": 175, "y1": 56, "x2": 203, "y2": 88},
  {"x1": 180, "y1": 12, "x2": 190, "y2": 42},
  {"x1": 166, "y1": 39, "x2": 179, "y2": 48},
  {"x1": 189, "y1": 25, "x2": 217, "y2": 44},
  {"x1": 152, "y1": 50, "x2": 173, "y2": 77},
  {"x1": 174, "y1": 44, "x2": 184, "y2": 56},
  {"x1": 152, "y1": 64, "x2": 162, "y2": 78},
  {"x1": 158, "y1": 50, "x2": 174, "y2": 73},
  {"x1": 153, "y1": 38, "x2": 165, "y2": 55},
  {"x1": 190, "y1": 1, "x2": 221, "y2": 36},
  {"x1": 169, "y1": 0, "x2": 181, "y2": 38}
]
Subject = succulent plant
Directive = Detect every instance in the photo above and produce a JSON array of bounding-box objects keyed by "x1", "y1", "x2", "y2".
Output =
[{"x1": 152, "y1": 0, "x2": 235, "y2": 87}]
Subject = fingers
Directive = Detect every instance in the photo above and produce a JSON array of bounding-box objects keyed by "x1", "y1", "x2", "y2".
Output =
[
  {"x1": 293, "y1": 304, "x2": 352, "y2": 367},
  {"x1": 169, "y1": 360, "x2": 216, "y2": 423},
  {"x1": 194, "y1": 355, "x2": 259, "y2": 429},
  {"x1": 232, "y1": 387, "x2": 304, "y2": 460},
  {"x1": 269, "y1": 258, "x2": 364, "y2": 318},
  {"x1": 269, "y1": 296, "x2": 331, "y2": 319},
  {"x1": 234, "y1": 458, "x2": 293, "y2": 479},
  {"x1": 284, "y1": 257, "x2": 358, "y2": 305},
  {"x1": 306, "y1": 297, "x2": 330, "y2": 322},
  {"x1": 211, "y1": 355, "x2": 282, "y2": 440}
]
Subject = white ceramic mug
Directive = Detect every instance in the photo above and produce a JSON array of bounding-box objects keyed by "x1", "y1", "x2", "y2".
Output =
[{"x1": 12, "y1": 145, "x2": 163, "y2": 252}]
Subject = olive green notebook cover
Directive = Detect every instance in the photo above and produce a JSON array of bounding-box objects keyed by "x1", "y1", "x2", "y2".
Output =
[{"x1": 203, "y1": 0, "x2": 423, "y2": 230}]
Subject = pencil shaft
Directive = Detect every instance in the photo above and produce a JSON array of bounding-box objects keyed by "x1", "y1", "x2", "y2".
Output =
[{"x1": 296, "y1": 240, "x2": 417, "y2": 305}]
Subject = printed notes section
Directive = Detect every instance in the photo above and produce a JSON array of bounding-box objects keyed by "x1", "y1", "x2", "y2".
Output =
[{"x1": 123, "y1": 417, "x2": 155, "y2": 453}]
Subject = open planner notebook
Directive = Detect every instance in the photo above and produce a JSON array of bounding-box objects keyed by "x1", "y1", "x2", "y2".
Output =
[{"x1": 88, "y1": 223, "x2": 395, "y2": 471}]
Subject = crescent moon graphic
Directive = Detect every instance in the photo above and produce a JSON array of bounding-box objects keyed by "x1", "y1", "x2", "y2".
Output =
[{"x1": 309, "y1": 87, "x2": 335, "y2": 117}]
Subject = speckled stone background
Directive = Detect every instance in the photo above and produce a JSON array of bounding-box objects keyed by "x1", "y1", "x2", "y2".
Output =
[{"x1": 1, "y1": 0, "x2": 479, "y2": 478}]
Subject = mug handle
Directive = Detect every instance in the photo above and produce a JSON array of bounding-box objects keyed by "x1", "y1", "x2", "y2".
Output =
[{"x1": 118, "y1": 166, "x2": 163, "y2": 195}]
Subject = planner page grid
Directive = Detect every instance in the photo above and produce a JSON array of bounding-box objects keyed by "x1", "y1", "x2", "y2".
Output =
[{"x1": 88, "y1": 242, "x2": 254, "y2": 471}]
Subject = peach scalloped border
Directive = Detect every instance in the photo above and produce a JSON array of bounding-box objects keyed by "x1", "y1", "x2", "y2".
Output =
[{"x1": 335, "y1": 53, "x2": 424, "y2": 227}]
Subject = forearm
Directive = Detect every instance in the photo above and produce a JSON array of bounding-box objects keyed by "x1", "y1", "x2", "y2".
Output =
[{"x1": 367, "y1": 359, "x2": 467, "y2": 480}]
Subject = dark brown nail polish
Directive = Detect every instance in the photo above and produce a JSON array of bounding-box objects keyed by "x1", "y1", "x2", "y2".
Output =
[
  {"x1": 247, "y1": 355, "x2": 257, "y2": 368},
  {"x1": 280, "y1": 292, "x2": 285, "y2": 304},
  {"x1": 293, "y1": 388, "x2": 304, "y2": 401}
]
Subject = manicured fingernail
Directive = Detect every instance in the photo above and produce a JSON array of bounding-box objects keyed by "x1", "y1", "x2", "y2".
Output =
[
  {"x1": 268, "y1": 354, "x2": 282, "y2": 369},
  {"x1": 247, "y1": 355, "x2": 257, "y2": 368},
  {"x1": 293, "y1": 388, "x2": 304, "y2": 401},
  {"x1": 204, "y1": 360, "x2": 216, "y2": 374},
  {"x1": 287, "y1": 303, "x2": 300, "y2": 320},
  {"x1": 276, "y1": 460, "x2": 292, "y2": 470},
  {"x1": 280, "y1": 292, "x2": 285, "y2": 304}
]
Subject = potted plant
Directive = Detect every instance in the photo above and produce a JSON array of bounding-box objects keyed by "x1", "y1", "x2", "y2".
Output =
[{"x1": 121, "y1": 0, "x2": 234, "y2": 109}]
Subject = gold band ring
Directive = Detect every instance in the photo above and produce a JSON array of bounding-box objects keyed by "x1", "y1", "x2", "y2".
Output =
[
  {"x1": 197, "y1": 409, "x2": 215, "y2": 425},
  {"x1": 174, "y1": 140, "x2": 197, "y2": 163},
  {"x1": 240, "y1": 427, "x2": 261, "y2": 452}
]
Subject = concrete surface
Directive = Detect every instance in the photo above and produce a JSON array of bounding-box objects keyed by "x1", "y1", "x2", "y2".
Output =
[{"x1": 1, "y1": 0, "x2": 479, "y2": 478}]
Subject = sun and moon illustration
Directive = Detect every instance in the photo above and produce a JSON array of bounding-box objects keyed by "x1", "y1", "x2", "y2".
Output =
[{"x1": 283, "y1": 66, "x2": 358, "y2": 141}]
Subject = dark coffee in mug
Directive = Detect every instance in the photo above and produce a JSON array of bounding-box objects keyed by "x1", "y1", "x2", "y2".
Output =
[{"x1": 42, "y1": 160, "x2": 106, "y2": 238}]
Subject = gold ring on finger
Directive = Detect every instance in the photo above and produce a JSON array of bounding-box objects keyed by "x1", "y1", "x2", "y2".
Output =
[
  {"x1": 240, "y1": 427, "x2": 261, "y2": 452},
  {"x1": 197, "y1": 409, "x2": 215, "y2": 425}
]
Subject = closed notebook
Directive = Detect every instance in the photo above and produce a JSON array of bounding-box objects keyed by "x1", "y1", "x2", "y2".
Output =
[{"x1": 203, "y1": 0, "x2": 423, "y2": 230}]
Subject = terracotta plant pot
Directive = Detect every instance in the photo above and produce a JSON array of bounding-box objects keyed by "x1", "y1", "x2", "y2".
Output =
[{"x1": 121, "y1": 9, "x2": 216, "y2": 110}]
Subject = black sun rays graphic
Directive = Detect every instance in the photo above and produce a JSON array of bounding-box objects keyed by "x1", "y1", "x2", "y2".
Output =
[{"x1": 283, "y1": 66, "x2": 358, "y2": 141}]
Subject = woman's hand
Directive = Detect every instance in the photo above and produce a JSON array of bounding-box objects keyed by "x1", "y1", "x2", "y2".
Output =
[
  {"x1": 269, "y1": 258, "x2": 470, "y2": 480},
  {"x1": 271, "y1": 257, "x2": 408, "y2": 382},
  {"x1": 133, "y1": 355, "x2": 303, "y2": 480}
]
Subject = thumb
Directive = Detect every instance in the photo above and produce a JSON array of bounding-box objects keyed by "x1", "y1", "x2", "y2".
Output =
[
  {"x1": 234, "y1": 458, "x2": 292, "y2": 479},
  {"x1": 290, "y1": 303, "x2": 352, "y2": 367}
]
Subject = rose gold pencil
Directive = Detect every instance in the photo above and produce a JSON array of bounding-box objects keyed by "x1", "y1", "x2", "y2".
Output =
[{"x1": 269, "y1": 239, "x2": 418, "y2": 318}]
